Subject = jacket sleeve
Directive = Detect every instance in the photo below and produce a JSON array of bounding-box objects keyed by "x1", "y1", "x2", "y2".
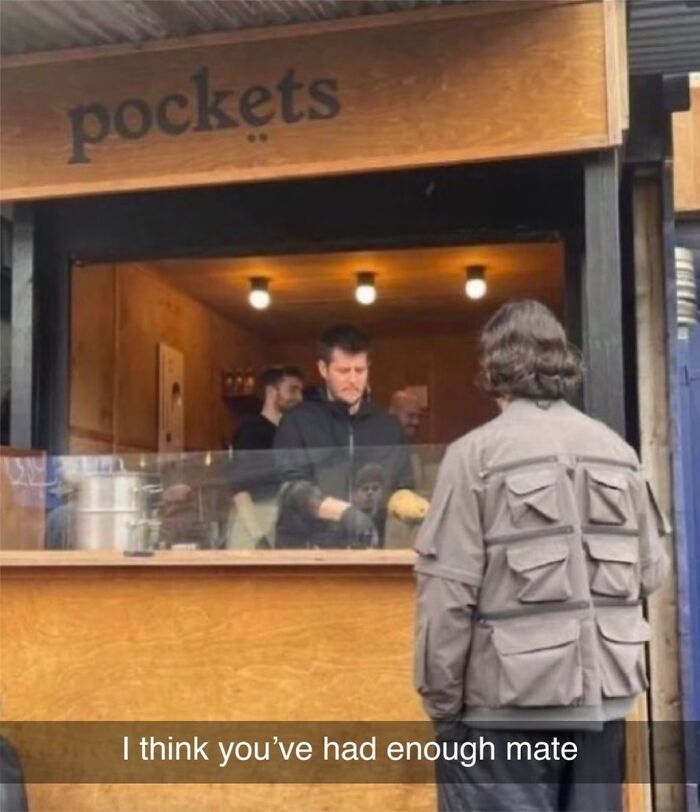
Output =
[
  {"x1": 393, "y1": 427, "x2": 415, "y2": 492},
  {"x1": 638, "y1": 480, "x2": 671, "y2": 597},
  {"x1": 413, "y1": 441, "x2": 485, "y2": 721},
  {"x1": 273, "y1": 411, "x2": 314, "y2": 485}
]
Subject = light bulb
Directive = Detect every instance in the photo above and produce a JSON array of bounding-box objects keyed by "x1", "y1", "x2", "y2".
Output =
[
  {"x1": 356, "y1": 284, "x2": 376, "y2": 305},
  {"x1": 355, "y1": 272, "x2": 376, "y2": 305},
  {"x1": 248, "y1": 277, "x2": 270, "y2": 309},
  {"x1": 249, "y1": 289, "x2": 271, "y2": 309},
  {"x1": 465, "y1": 266, "x2": 487, "y2": 300}
]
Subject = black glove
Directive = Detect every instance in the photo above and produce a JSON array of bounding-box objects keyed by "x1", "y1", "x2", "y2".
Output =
[
  {"x1": 339, "y1": 506, "x2": 378, "y2": 548},
  {"x1": 278, "y1": 480, "x2": 323, "y2": 517}
]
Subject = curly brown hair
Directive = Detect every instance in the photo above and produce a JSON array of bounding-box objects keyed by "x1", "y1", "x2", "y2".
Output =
[{"x1": 478, "y1": 300, "x2": 583, "y2": 400}]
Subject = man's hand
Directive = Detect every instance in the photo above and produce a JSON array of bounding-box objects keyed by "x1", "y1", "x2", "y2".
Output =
[
  {"x1": 279, "y1": 480, "x2": 324, "y2": 516},
  {"x1": 388, "y1": 488, "x2": 430, "y2": 523},
  {"x1": 339, "y1": 506, "x2": 379, "y2": 548}
]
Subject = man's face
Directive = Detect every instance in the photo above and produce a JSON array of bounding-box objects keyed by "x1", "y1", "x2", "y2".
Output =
[
  {"x1": 318, "y1": 349, "x2": 369, "y2": 408},
  {"x1": 354, "y1": 481, "x2": 383, "y2": 514},
  {"x1": 274, "y1": 376, "x2": 303, "y2": 413},
  {"x1": 397, "y1": 404, "x2": 422, "y2": 438}
]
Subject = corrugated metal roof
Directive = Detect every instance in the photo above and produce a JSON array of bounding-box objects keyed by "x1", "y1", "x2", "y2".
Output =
[
  {"x1": 628, "y1": 0, "x2": 700, "y2": 75},
  {"x1": 3, "y1": 0, "x2": 698, "y2": 77},
  {"x1": 0, "y1": 0, "x2": 458, "y2": 57}
]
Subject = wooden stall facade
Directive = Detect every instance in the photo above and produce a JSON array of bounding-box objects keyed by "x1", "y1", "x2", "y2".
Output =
[
  {"x1": 0, "y1": 0, "x2": 626, "y2": 201},
  {"x1": 0, "y1": 3, "x2": 637, "y2": 811}
]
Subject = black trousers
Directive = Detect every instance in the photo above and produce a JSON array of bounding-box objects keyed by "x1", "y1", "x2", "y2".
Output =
[{"x1": 435, "y1": 721, "x2": 625, "y2": 812}]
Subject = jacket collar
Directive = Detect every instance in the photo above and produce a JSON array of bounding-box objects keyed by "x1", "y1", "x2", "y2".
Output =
[
  {"x1": 502, "y1": 397, "x2": 570, "y2": 417},
  {"x1": 312, "y1": 385, "x2": 375, "y2": 419}
]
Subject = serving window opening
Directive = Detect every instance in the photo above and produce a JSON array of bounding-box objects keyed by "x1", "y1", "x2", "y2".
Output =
[{"x1": 45, "y1": 240, "x2": 565, "y2": 554}]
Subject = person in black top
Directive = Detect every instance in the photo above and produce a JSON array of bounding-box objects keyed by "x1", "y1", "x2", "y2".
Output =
[
  {"x1": 274, "y1": 324, "x2": 430, "y2": 549},
  {"x1": 228, "y1": 365, "x2": 303, "y2": 548}
]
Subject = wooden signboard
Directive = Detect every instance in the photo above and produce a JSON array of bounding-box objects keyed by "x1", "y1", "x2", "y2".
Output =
[{"x1": 0, "y1": 1, "x2": 625, "y2": 201}]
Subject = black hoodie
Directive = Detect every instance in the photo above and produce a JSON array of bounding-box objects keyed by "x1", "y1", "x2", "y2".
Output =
[{"x1": 273, "y1": 386, "x2": 413, "y2": 547}]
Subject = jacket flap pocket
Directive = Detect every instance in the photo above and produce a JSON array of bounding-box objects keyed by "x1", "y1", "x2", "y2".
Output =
[
  {"x1": 597, "y1": 614, "x2": 650, "y2": 644},
  {"x1": 493, "y1": 619, "x2": 579, "y2": 655},
  {"x1": 586, "y1": 538, "x2": 638, "y2": 564},
  {"x1": 588, "y1": 468, "x2": 629, "y2": 491},
  {"x1": 507, "y1": 541, "x2": 569, "y2": 573},
  {"x1": 506, "y1": 468, "x2": 558, "y2": 496}
]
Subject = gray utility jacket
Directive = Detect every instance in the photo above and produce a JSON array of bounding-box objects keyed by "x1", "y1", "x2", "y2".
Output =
[{"x1": 414, "y1": 398, "x2": 671, "y2": 728}]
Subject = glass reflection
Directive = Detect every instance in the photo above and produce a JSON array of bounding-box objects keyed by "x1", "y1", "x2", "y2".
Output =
[{"x1": 0, "y1": 445, "x2": 446, "y2": 552}]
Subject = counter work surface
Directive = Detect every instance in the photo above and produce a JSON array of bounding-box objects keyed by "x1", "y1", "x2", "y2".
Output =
[{"x1": 0, "y1": 549, "x2": 417, "y2": 567}]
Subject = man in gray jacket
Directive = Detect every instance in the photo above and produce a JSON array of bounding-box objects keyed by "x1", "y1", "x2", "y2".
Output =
[{"x1": 414, "y1": 300, "x2": 670, "y2": 811}]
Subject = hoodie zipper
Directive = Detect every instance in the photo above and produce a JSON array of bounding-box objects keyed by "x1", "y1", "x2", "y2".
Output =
[{"x1": 347, "y1": 420, "x2": 355, "y2": 502}]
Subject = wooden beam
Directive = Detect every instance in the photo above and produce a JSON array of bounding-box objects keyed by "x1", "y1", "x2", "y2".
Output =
[
  {"x1": 624, "y1": 696, "x2": 652, "y2": 812},
  {"x1": 632, "y1": 170, "x2": 685, "y2": 811},
  {"x1": 563, "y1": 229, "x2": 585, "y2": 411},
  {"x1": 34, "y1": 210, "x2": 71, "y2": 455},
  {"x1": 582, "y1": 150, "x2": 626, "y2": 435}
]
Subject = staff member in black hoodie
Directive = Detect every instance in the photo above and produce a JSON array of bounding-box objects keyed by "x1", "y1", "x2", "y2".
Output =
[{"x1": 274, "y1": 324, "x2": 429, "y2": 548}]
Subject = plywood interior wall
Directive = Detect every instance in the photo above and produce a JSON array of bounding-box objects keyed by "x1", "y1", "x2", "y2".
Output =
[
  {"x1": 70, "y1": 242, "x2": 562, "y2": 453},
  {"x1": 69, "y1": 263, "x2": 267, "y2": 454},
  {"x1": 673, "y1": 77, "x2": 700, "y2": 214},
  {"x1": 70, "y1": 269, "x2": 499, "y2": 451}
]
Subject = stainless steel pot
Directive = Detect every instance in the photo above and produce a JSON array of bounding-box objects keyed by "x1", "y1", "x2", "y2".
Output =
[{"x1": 72, "y1": 472, "x2": 152, "y2": 551}]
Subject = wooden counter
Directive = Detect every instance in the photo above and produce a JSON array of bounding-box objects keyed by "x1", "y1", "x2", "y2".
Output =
[
  {"x1": 0, "y1": 549, "x2": 415, "y2": 567},
  {"x1": 0, "y1": 551, "x2": 431, "y2": 811}
]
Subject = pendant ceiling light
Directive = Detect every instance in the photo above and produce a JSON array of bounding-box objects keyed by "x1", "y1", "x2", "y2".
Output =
[
  {"x1": 355, "y1": 271, "x2": 377, "y2": 305},
  {"x1": 248, "y1": 277, "x2": 271, "y2": 310},
  {"x1": 465, "y1": 265, "x2": 487, "y2": 300}
]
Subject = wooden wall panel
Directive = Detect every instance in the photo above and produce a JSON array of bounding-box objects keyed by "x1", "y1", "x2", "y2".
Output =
[
  {"x1": 69, "y1": 265, "x2": 116, "y2": 443},
  {"x1": 70, "y1": 242, "x2": 563, "y2": 449},
  {"x1": 0, "y1": 566, "x2": 432, "y2": 810},
  {"x1": 673, "y1": 79, "x2": 700, "y2": 214},
  {"x1": 0, "y1": 2, "x2": 619, "y2": 201},
  {"x1": 69, "y1": 263, "x2": 268, "y2": 453}
]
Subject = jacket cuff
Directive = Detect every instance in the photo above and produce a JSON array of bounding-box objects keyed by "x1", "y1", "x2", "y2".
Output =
[{"x1": 414, "y1": 555, "x2": 482, "y2": 587}]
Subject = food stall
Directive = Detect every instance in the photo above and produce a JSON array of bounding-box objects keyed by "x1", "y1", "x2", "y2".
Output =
[{"x1": 0, "y1": 2, "x2": 651, "y2": 809}]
